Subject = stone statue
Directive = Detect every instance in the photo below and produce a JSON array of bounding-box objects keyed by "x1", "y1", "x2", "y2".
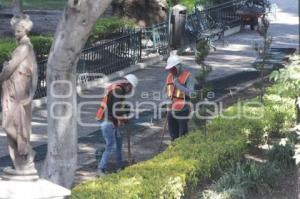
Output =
[{"x1": 0, "y1": 15, "x2": 38, "y2": 180}]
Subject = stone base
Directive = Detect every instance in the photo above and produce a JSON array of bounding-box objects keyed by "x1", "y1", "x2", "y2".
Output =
[
  {"x1": 0, "y1": 179, "x2": 71, "y2": 199},
  {"x1": 2, "y1": 167, "x2": 39, "y2": 181}
]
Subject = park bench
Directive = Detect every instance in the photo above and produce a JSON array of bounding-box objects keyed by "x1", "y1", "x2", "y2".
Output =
[{"x1": 185, "y1": 9, "x2": 229, "y2": 50}]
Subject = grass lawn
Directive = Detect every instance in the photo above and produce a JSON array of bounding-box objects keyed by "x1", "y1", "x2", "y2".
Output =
[{"x1": 1, "y1": 0, "x2": 66, "y2": 10}]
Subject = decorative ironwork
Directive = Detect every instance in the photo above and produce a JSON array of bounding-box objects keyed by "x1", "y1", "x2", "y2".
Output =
[
  {"x1": 34, "y1": 32, "x2": 142, "y2": 98},
  {"x1": 34, "y1": 60, "x2": 47, "y2": 99},
  {"x1": 138, "y1": 21, "x2": 169, "y2": 55}
]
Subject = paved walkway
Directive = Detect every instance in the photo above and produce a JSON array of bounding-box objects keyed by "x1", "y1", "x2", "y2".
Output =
[{"x1": 0, "y1": 0, "x2": 298, "y2": 178}]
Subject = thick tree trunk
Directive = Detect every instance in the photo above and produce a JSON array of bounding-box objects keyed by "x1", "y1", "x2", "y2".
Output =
[
  {"x1": 42, "y1": 0, "x2": 112, "y2": 188},
  {"x1": 12, "y1": 0, "x2": 23, "y2": 16}
]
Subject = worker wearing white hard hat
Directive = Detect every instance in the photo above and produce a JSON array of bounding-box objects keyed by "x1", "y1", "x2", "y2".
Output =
[
  {"x1": 165, "y1": 55, "x2": 182, "y2": 70},
  {"x1": 124, "y1": 74, "x2": 138, "y2": 88},
  {"x1": 95, "y1": 73, "x2": 138, "y2": 176},
  {"x1": 163, "y1": 55, "x2": 196, "y2": 141}
]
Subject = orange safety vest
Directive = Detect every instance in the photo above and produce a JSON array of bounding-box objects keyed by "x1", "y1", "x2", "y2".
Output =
[
  {"x1": 95, "y1": 83, "x2": 124, "y2": 121},
  {"x1": 166, "y1": 70, "x2": 191, "y2": 111}
]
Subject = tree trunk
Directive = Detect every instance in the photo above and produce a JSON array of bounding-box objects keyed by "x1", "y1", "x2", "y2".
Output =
[
  {"x1": 42, "y1": 0, "x2": 112, "y2": 188},
  {"x1": 12, "y1": 0, "x2": 23, "y2": 16}
]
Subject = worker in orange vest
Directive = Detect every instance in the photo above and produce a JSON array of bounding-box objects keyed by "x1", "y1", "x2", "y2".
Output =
[
  {"x1": 164, "y1": 55, "x2": 195, "y2": 140},
  {"x1": 95, "y1": 74, "x2": 138, "y2": 176}
]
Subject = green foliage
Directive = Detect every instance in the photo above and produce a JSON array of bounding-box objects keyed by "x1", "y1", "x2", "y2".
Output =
[
  {"x1": 167, "y1": 0, "x2": 219, "y2": 10},
  {"x1": 208, "y1": 100, "x2": 266, "y2": 147},
  {"x1": 201, "y1": 161, "x2": 281, "y2": 199},
  {"x1": 268, "y1": 55, "x2": 300, "y2": 125},
  {"x1": 195, "y1": 39, "x2": 210, "y2": 65},
  {"x1": 0, "y1": 39, "x2": 17, "y2": 65},
  {"x1": 269, "y1": 55, "x2": 300, "y2": 97},
  {"x1": 88, "y1": 17, "x2": 135, "y2": 46},
  {"x1": 263, "y1": 94, "x2": 296, "y2": 137},
  {"x1": 286, "y1": 132, "x2": 298, "y2": 144},
  {"x1": 167, "y1": 0, "x2": 198, "y2": 10},
  {"x1": 0, "y1": 36, "x2": 53, "y2": 65},
  {"x1": 243, "y1": 161, "x2": 280, "y2": 193},
  {"x1": 30, "y1": 36, "x2": 53, "y2": 61},
  {"x1": 202, "y1": 163, "x2": 248, "y2": 199},
  {"x1": 1, "y1": 0, "x2": 66, "y2": 10},
  {"x1": 72, "y1": 116, "x2": 247, "y2": 198},
  {"x1": 244, "y1": 119, "x2": 265, "y2": 147},
  {"x1": 0, "y1": 17, "x2": 132, "y2": 64},
  {"x1": 193, "y1": 39, "x2": 212, "y2": 134},
  {"x1": 266, "y1": 143, "x2": 295, "y2": 169},
  {"x1": 72, "y1": 54, "x2": 300, "y2": 199}
]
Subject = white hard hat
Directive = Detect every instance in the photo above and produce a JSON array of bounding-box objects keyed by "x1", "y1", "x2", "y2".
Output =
[
  {"x1": 124, "y1": 74, "x2": 138, "y2": 87},
  {"x1": 165, "y1": 55, "x2": 182, "y2": 70}
]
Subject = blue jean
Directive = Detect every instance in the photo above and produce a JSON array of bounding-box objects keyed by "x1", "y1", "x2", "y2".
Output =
[
  {"x1": 168, "y1": 108, "x2": 190, "y2": 141},
  {"x1": 98, "y1": 121, "x2": 123, "y2": 170}
]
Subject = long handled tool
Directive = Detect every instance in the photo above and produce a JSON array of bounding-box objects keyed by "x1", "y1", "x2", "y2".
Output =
[
  {"x1": 127, "y1": 127, "x2": 134, "y2": 165},
  {"x1": 158, "y1": 114, "x2": 169, "y2": 152},
  {"x1": 158, "y1": 83, "x2": 176, "y2": 152}
]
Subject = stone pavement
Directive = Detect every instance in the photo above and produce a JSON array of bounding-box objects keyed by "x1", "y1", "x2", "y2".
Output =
[{"x1": 0, "y1": 0, "x2": 298, "y2": 178}]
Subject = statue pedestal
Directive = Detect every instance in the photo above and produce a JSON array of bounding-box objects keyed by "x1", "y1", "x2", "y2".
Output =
[
  {"x1": 0, "y1": 178, "x2": 71, "y2": 199},
  {"x1": 2, "y1": 167, "x2": 39, "y2": 181}
]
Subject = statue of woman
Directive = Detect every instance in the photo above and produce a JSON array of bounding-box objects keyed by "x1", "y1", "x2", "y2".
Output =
[{"x1": 0, "y1": 15, "x2": 38, "y2": 172}]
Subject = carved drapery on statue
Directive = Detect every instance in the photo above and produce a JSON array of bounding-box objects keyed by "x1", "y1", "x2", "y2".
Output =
[{"x1": 0, "y1": 15, "x2": 38, "y2": 181}]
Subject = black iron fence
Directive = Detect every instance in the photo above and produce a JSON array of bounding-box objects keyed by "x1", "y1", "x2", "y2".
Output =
[
  {"x1": 77, "y1": 32, "x2": 142, "y2": 84},
  {"x1": 185, "y1": 0, "x2": 245, "y2": 43},
  {"x1": 138, "y1": 21, "x2": 169, "y2": 55},
  {"x1": 33, "y1": 1, "x2": 248, "y2": 99},
  {"x1": 34, "y1": 60, "x2": 47, "y2": 99},
  {"x1": 187, "y1": 0, "x2": 245, "y2": 32},
  {"x1": 199, "y1": 0, "x2": 245, "y2": 28},
  {"x1": 34, "y1": 31, "x2": 142, "y2": 99}
]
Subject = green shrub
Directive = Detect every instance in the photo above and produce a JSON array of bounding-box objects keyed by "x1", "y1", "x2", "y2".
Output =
[
  {"x1": 2, "y1": 0, "x2": 66, "y2": 10},
  {"x1": 202, "y1": 163, "x2": 248, "y2": 199},
  {"x1": 72, "y1": 121, "x2": 247, "y2": 198},
  {"x1": 0, "y1": 38, "x2": 17, "y2": 65},
  {"x1": 167, "y1": 0, "x2": 230, "y2": 11},
  {"x1": 0, "y1": 36, "x2": 53, "y2": 65},
  {"x1": 0, "y1": 17, "x2": 133, "y2": 64},
  {"x1": 201, "y1": 161, "x2": 281, "y2": 199},
  {"x1": 263, "y1": 94, "x2": 296, "y2": 137},
  {"x1": 244, "y1": 120, "x2": 265, "y2": 147},
  {"x1": 266, "y1": 143, "x2": 295, "y2": 169},
  {"x1": 72, "y1": 56, "x2": 300, "y2": 198},
  {"x1": 287, "y1": 132, "x2": 298, "y2": 144},
  {"x1": 88, "y1": 17, "x2": 135, "y2": 46},
  {"x1": 167, "y1": 0, "x2": 198, "y2": 10},
  {"x1": 209, "y1": 100, "x2": 266, "y2": 147},
  {"x1": 244, "y1": 161, "x2": 281, "y2": 193},
  {"x1": 30, "y1": 36, "x2": 53, "y2": 61},
  {"x1": 196, "y1": 39, "x2": 210, "y2": 65}
]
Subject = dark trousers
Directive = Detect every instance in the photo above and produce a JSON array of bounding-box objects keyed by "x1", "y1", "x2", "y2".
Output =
[{"x1": 167, "y1": 111, "x2": 189, "y2": 141}]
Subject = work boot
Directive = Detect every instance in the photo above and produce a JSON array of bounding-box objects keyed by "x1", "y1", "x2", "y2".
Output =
[{"x1": 96, "y1": 169, "x2": 106, "y2": 177}]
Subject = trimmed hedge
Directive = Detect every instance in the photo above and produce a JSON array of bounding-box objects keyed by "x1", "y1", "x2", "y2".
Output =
[
  {"x1": 0, "y1": 17, "x2": 135, "y2": 65},
  {"x1": 30, "y1": 36, "x2": 53, "y2": 60},
  {"x1": 87, "y1": 17, "x2": 135, "y2": 46},
  {"x1": 0, "y1": 39, "x2": 17, "y2": 66},
  {"x1": 71, "y1": 68, "x2": 297, "y2": 198},
  {"x1": 0, "y1": 36, "x2": 53, "y2": 64},
  {"x1": 71, "y1": 107, "x2": 248, "y2": 198}
]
